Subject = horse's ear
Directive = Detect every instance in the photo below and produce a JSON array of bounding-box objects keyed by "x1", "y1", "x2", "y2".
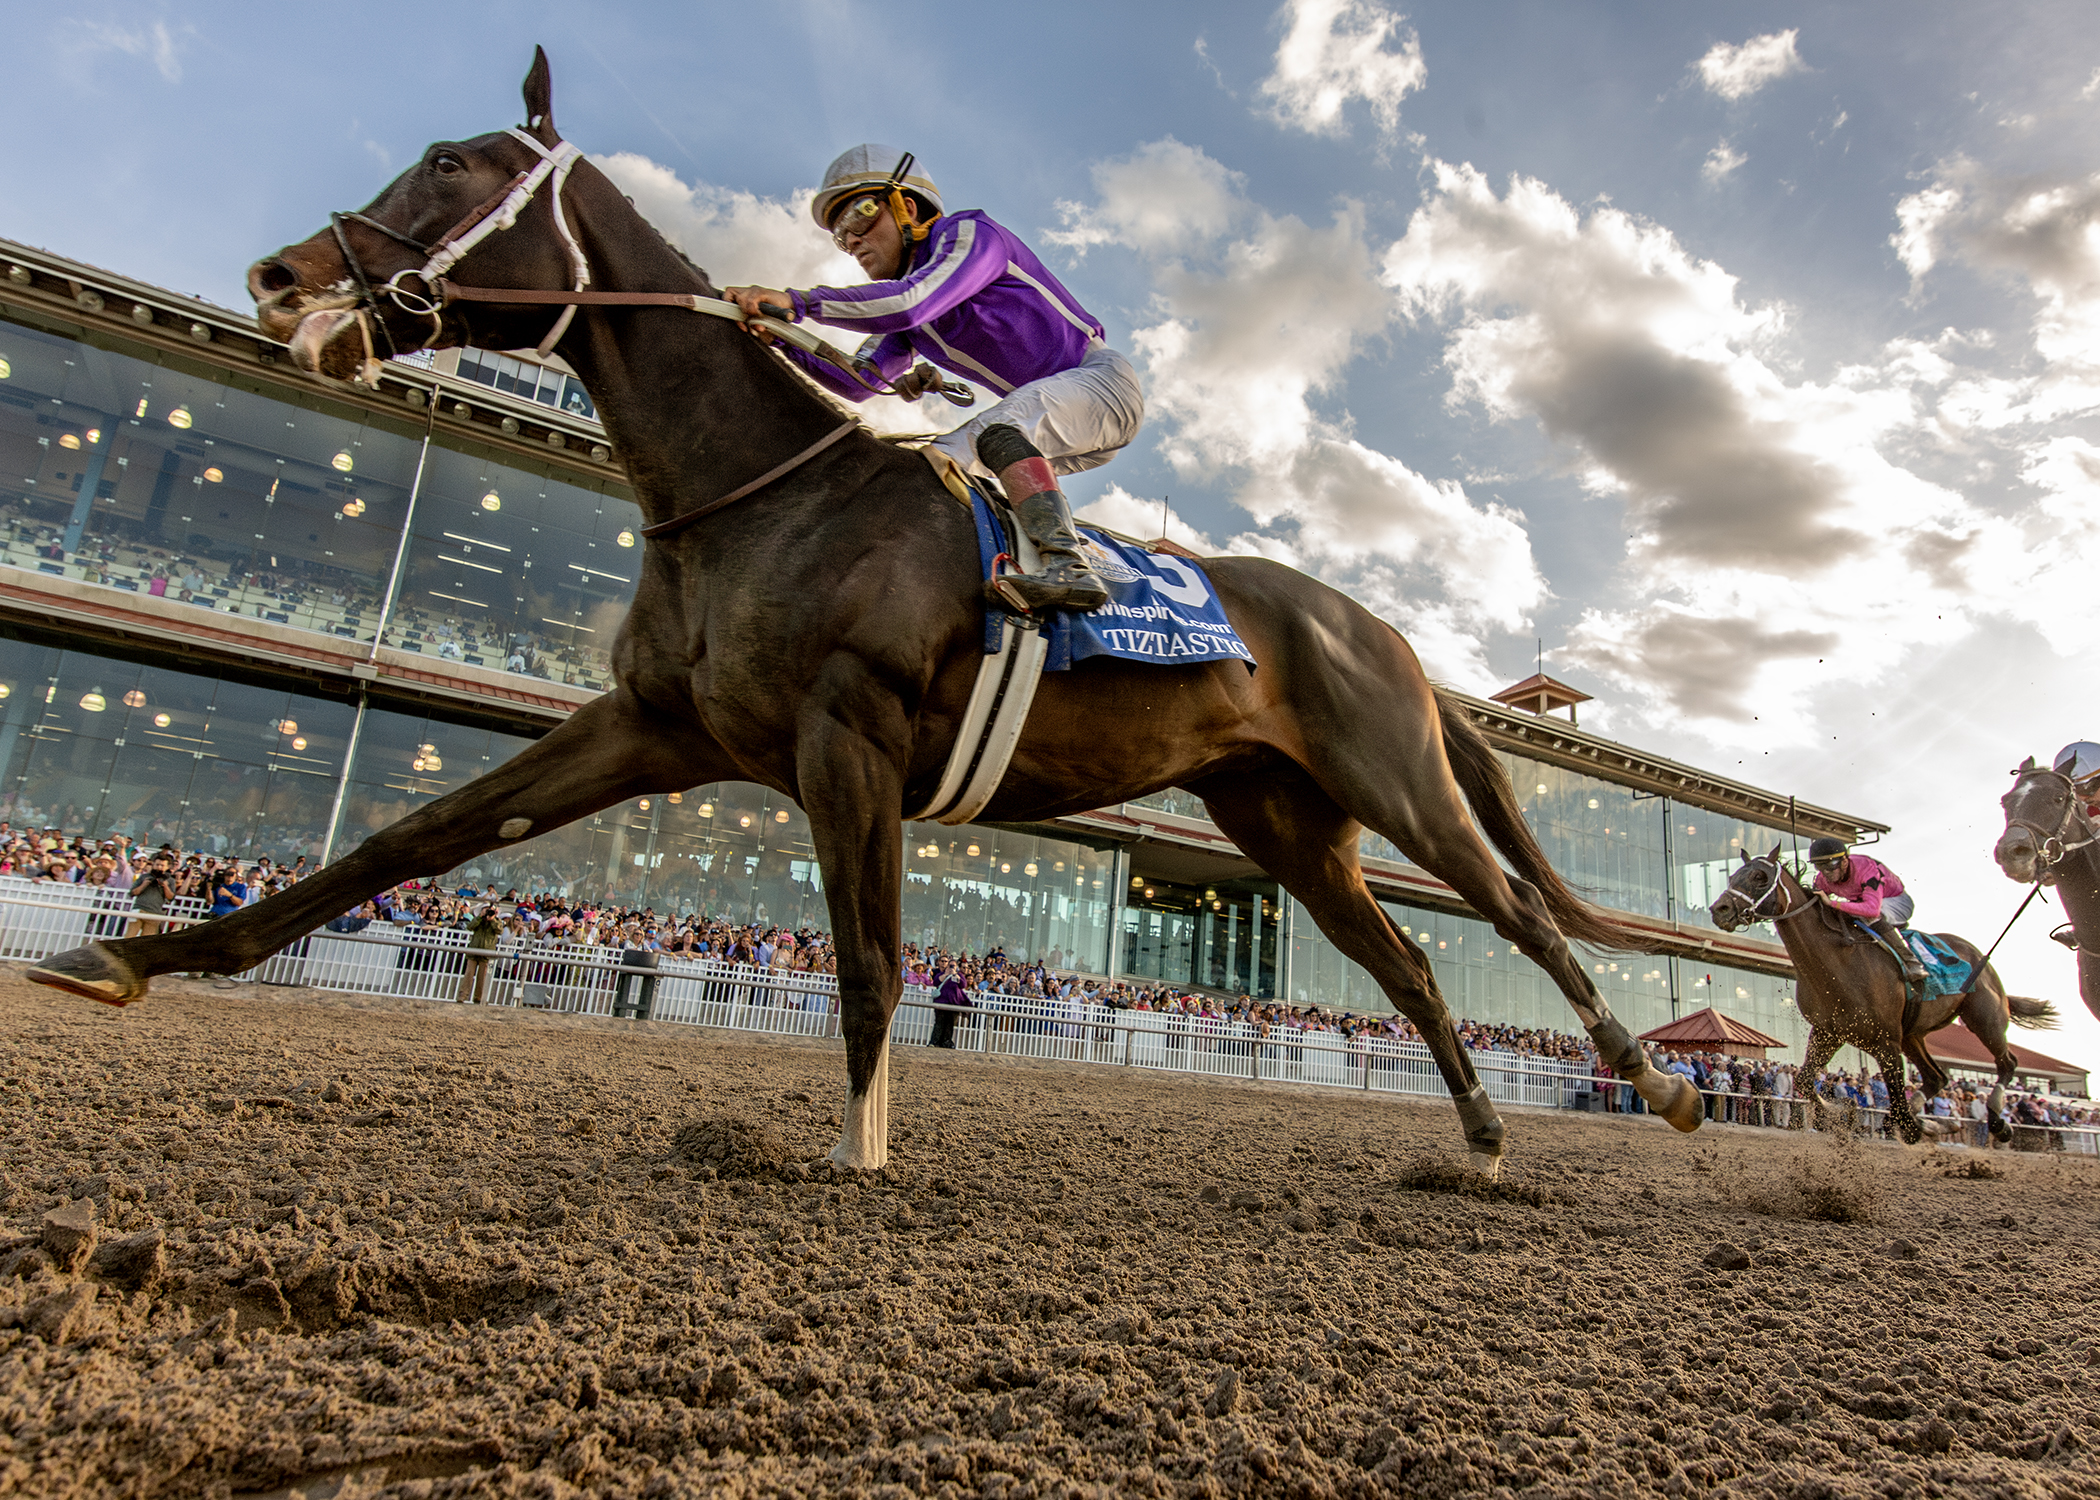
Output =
[
  {"x1": 2019, "y1": 755, "x2": 2036, "y2": 774},
  {"x1": 522, "y1": 46, "x2": 556, "y2": 138},
  {"x1": 1737, "y1": 848, "x2": 1749, "y2": 865},
  {"x1": 1767, "y1": 844, "x2": 1782, "y2": 862}
]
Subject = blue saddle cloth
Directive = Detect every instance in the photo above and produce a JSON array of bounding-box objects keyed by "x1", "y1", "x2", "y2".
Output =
[
  {"x1": 967, "y1": 484, "x2": 1255, "y2": 671},
  {"x1": 1861, "y1": 923, "x2": 1975, "y2": 995}
]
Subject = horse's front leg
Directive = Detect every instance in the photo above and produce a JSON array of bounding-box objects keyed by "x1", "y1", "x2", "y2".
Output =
[
  {"x1": 1795, "y1": 1028, "x2": 1839, "y2": 1133},
  {"x1": 29, "y1": 692, "x2": 704, "y2": 1005},
  {"x1": 799, "y1": 706, "x2": 908, "y2": 1172}
]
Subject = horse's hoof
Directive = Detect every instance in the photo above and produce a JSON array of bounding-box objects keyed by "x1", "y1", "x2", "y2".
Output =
[
  {"x1": 26, "y1": 943, "x2": 146, "y2": 1007},
  {"x1": 1468, "y1": 1151, "x2": 1503, "y2": 1181},
  {"x1": 1641, "y1": 1072, "x2": 1704, "y2": 1133}
]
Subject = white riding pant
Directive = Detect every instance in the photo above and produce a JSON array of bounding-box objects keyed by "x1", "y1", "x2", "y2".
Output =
[
  {"x1": 1880, "y1": 893, "x2": 1914, "y2": 927},
  {"x1": 930, "y1": 340, "x2": 1145, "y2": 480}
]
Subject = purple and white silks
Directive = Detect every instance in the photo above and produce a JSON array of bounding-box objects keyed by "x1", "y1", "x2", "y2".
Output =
[{"x1": 785, "y1": 210, "x2": 1104, "y2": 399}]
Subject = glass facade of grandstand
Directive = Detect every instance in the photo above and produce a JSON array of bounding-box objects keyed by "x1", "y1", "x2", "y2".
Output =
[{"x1": 0, "y1": 295, "x2": 1815, "y2": 1055}]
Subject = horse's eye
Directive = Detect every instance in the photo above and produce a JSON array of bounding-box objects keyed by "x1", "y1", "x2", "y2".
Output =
[{"x1": 433, "y1": 154, "x2": 463, "y2": 177}]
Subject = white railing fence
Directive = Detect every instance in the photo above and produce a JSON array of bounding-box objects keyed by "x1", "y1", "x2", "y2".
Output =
[{"x1": 3, "y1": 880, "x2": 2093, "y2": 1151}]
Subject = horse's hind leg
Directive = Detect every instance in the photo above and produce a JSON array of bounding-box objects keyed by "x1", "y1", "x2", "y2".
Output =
[
  {"x1": 1194, "y1": 769, "x2": 1509, "y2": 1176},
  {"x1": 1872, "y1": 1047, "x2": 1923, "y2": 1144},
  {"x1": 28, "y1": 691, "x2": 703, "y2": 1004},
  {"x1": 1277, "y1": 665, "x2": 1699, "y2": 1131},
  {"x1": 1957, "y1": 982, "x2": 2020, "y2": 1142}
]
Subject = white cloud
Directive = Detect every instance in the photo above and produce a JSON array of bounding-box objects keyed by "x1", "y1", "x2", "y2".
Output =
[
  {"x1": 2082, "y1": 66, "x2": 2100, "y2": 102},
  {"x1": 593, "y1": 153, "x2": 974, "y2": 436},
  {"x1": 1076, "y1": 486, "x2": 1220, "y2": 552},
  {"x1": 1696, "y1": 30, "x2": 1806, "y2": 102},
  {"x1": 1379, "y1": 159, "x2": 2059, "y2": 734},
  {"x1": 1257, "y1": 0, "x2": 1427, "y2": 139},
  {"x1": 1045, "y1": 138, "x2": 1245, "y2": 260},
  {"x1": 1701, "y1": 139, "x2": 1747, "y2": 185},
  {"x1": 69, "y1": 19, "x2": 187, "y2": 82},
  {"x1": 1052, "y1": 139, "x2": 1544, "y2": 688},
  {"x1": 1895, "y1": 158, "x2": 2100, "y2": 427}
]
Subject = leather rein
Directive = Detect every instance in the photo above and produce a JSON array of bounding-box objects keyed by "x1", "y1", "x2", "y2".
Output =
[{"x1": 325, "y1": 125, "x2": 948, "y2": 540}]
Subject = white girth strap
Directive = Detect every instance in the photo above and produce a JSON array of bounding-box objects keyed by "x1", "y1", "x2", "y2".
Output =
[{"x1": 906, "y1": 522, "x2": 1050, "y2": 825}]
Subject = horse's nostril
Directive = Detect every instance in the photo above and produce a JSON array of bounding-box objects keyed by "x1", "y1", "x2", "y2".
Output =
[{"x1": 255, "y1": 259, "x2": 300, "y2": 294}]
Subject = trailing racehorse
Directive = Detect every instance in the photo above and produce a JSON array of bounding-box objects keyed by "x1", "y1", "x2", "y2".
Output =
[
  {"x1": 24, "y1": 49, "x2": 1703, "y2": 1175},
  {"x1": 1992, "y1": 758, "x2": 2100, "y2": 1025},
  {"x1": 1710, "y1": 849, "x2": 2055, "y2": 1144}
]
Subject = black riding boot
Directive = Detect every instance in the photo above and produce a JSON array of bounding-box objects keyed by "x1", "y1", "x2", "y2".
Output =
[
  {"x1": 978, "y1": 423, "x2": 1109, "y2": 614},
  {"x1": 1871, "y1": 916, "x2": 1927, "y2": 982}
]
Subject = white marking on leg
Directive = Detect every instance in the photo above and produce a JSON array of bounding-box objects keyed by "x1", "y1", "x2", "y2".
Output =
[
  {"x1": 829, "y1": 1040, "x2": 890, "y2": 1171},
  {"x1": 1468, "y1": 1151, "x2": 1502, "y2": 1180}
]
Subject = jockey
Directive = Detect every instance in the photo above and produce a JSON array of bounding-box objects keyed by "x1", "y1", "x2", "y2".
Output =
[
  {"x1": 723, "y1": 145, "x2": 1145, "y2": 614},
  {"x1": 1807, "y1": 837, "x2": 1926, "y2": 983},
  {"x1": 2053, "y1": 741, "x2": 2100, "y2": 819}
]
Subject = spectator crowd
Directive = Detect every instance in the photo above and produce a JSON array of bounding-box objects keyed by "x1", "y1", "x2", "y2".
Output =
[{"x1": 2, "y1": 829, "x2": 2092, "y2": 1141}]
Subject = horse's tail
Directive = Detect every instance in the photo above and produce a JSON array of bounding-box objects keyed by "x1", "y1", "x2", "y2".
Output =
[
  {"x1": 2007, "y1": 994, "x2": 2060, "y2": 1030},
  {"x1": 1434, "y1": 687, "x2": 1647, "y2": 953}
]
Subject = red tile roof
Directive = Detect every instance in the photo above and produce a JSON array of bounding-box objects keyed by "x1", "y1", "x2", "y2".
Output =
[
  {"x1": 1637, "y1": 1006, "x2": 1785, "y2": 1050},
  {"x1": 1923, "y1": 1019, "x2": 2089, "y2": 1084}
]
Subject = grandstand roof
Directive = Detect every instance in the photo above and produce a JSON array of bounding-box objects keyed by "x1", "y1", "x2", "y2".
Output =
[
  {"x1": 1638, "y1": 1006, "x2": 1785, "y2": 1057},
  {"x1": 1924, "y1": 1021, "x2": 2090, "y2": 1097}
]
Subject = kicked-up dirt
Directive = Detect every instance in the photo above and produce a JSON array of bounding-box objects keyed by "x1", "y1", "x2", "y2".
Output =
[{"x1": 2, "y1": 971, "x2": 2098, "y2": 1498}]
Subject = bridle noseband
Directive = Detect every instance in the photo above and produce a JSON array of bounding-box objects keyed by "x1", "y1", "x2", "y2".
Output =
[
  {"x1": 1717, "y1": 854, "x2": 1816, "y2": 927},
  {"x1": 2002, "y1": 767, "x2": 2100, "y2": 872}
]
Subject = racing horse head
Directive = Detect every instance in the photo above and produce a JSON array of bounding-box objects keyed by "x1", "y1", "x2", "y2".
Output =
[
  {"x1": 248, "y1": 48, "x2": 608, "y2": 381},
  {"x1": 1708, "y1": 845, "x2": 1787, "y2": 934},
  {"x1": 1994, "y1": 756, "x2": 2093, "y2": 886}
]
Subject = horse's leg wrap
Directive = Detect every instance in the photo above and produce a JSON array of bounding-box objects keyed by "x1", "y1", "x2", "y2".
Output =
[
  {"x1": 1455, "y1": 1084, "x2": 1505, "y2": 1178},
  {"x1": 1588, "y1": 1012, "x2": 1702, "y2": 1133}
]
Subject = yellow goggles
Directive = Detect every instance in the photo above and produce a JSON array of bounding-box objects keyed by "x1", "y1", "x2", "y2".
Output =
[{"x1": 829, "y1": 192, "x2": 889, "y2": 249}]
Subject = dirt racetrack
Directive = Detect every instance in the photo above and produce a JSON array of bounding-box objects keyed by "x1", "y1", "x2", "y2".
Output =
[{"x1": 3, "y1": 973, "x2": 2099, "y2": 1499}]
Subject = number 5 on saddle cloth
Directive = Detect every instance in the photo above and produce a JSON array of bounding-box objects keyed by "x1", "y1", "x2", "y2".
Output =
[{"x1": 906, "y1": 482, "x2": 1256, "y2": 828}]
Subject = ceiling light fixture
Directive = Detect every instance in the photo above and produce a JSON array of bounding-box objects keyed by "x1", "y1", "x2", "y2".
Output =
[
  {"x1": 167, "y1": 407, "x2": 193, "y2": 429},
  {"x1": 122, "y1": 689, "x2": 146, "y2": 708},
  {"x1": 331, "y1": 451, "x2": 354, "y2": 472},
  {"x1": 79, "y1": 689, "x2": 106, "y2": 711},
  {"x1": 480, "y1": 492, "x2": 501, "y2": 511}
]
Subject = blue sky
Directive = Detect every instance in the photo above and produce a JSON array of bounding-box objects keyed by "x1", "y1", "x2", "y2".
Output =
[{"x1": 10, "y1": 1, "x2": 2100, "y2": 1067}]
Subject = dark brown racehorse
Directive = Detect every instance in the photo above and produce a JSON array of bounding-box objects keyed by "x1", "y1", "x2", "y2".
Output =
[
  {"x1": 1710, "y1": 848, "x2": 2055, "y2": 1143},
  {"x1": 25, "y1": 50, "x2": 1702, "y2": 1174},
  {"x1": 1993, "y1": 759, "x2": 2100, "y2": 1024}
]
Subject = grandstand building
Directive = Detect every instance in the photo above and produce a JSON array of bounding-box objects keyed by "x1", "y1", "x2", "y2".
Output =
[{"x1": 0, "y1": 237, "x2": 1889, "y2": 1057}]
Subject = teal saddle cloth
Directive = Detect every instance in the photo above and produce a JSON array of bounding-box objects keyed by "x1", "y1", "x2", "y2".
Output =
[{"x1": 1860, "y1": 923, "x2": 1975, "y2": 996}]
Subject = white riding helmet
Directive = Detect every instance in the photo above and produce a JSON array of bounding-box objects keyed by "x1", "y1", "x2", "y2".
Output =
[
  {"x1": 2054, "y1": 741, "x2": 2100, "y2": 783},
  {"x1": 809, "y1": 144, "x2": 943, "y2": 230}
]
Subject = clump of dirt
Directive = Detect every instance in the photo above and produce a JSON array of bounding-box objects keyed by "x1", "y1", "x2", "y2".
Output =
[
  {"x1": 1392, "y1": 1154, "x2": 1557, "y2": 1205},
  {"x1": 671, "y1": 1113, "x2": 796, "y2": 1179},
  {"x1": 1717, "y1": 1128, "x2": 1882, "y2": 1223},
  {"x1": 1930, "y1": 1153, "x2": 2006, "y2": 1180}
]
